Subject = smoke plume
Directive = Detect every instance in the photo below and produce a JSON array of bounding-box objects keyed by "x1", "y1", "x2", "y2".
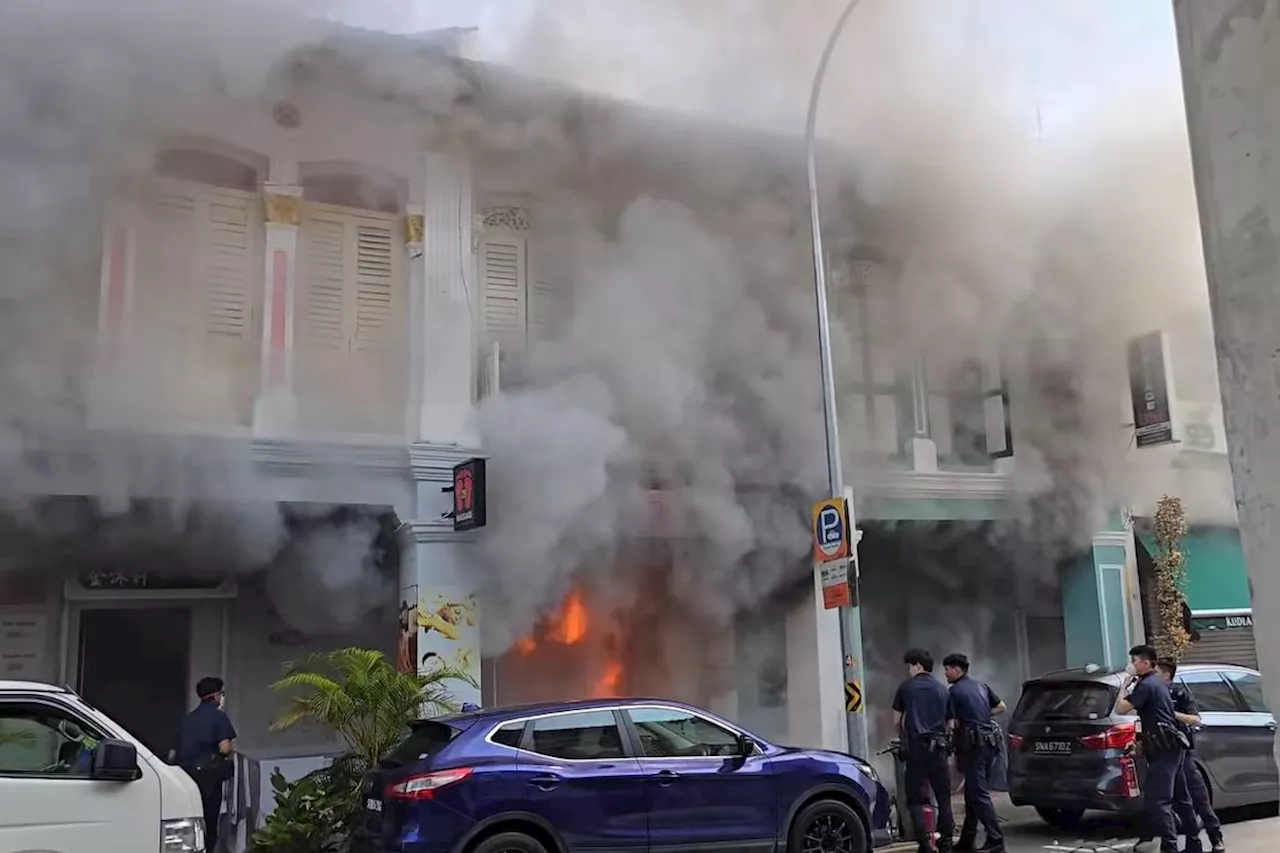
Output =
[{"x1": 0, "y1": 0, "x2": 1224, "y2": 713}]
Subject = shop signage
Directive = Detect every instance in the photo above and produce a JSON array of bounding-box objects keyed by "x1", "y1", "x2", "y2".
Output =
[
  {"x1": 1191, "y1": 614, "x2": 1253, "y2": 631},
  {"x1": 75, "y1": 570, "x2": 223, "y2": 591},
  {"x1": 1128, "y1": 331, "x2": 1178, "y2": 447},
  {"x1": 451, "y1": 458, "x2": 487, "y2": 532}
]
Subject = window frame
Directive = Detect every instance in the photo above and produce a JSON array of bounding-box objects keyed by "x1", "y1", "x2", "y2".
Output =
[
  {"x1": 484, "y1": 708, "x2": 632, "y2": 762},
  {"x1": 1223, "y1": 670, "x2": 1270, "y2": 715},
  {"x1": 0, "y1": 696, "x2": 110, "y2": 780},
  {"x1": 1178, "y1": 670, "x2": 1247, "y2": 713},
  {"x1": 620, "y1": 704, "x2": 760, "y2": 761}
]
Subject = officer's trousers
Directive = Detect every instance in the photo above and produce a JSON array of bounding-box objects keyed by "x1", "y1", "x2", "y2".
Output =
[
  {"x1": 957, "y1": 747, "x2": 1002, "y2": 845},
  {"x1": 1182, "y1": 750, "x2": 1221, "y2": 844},
  {"x1": 904, "y1": 745, "x2": 956, "y2": 849},
  {"x1": 1144, "y1": 749, "x2": 1198, "y2": 851},
  {"x1": 186, "y1": 767, "x2": 223, "y2": 853}
]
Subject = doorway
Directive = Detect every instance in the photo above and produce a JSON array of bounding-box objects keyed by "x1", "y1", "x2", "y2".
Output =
[{"x1": 78, "y1": 608, "x2": 192, "y2": 757}]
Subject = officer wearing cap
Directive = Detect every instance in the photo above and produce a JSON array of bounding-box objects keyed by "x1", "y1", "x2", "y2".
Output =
[
  {"x1": 1116, "y1": 645, "x2": 1198, "y2": 853},
  {"x1": 944, "y1": 653, "x2": 1006, "y2": 853},
  {"x1": 176, "y1": 676, "x2": 237, "y2": 852},
  {"x1": 892, "y1": 648, "x2": 956, "y2": 853}
]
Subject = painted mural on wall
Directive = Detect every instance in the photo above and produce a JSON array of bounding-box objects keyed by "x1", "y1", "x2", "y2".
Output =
[
  {"x1": 416, "y1": 588, "x2": 481, "y2": 707},
  {"x1": 397, "y1": 585, "x2": 418, "y2": 675}
]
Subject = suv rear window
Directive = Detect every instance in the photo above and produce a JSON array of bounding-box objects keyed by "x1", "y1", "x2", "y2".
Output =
[
  {"x1": 1015, "y1": 682, "x2": 1116, "y2": 721},
  {"x1": 382, "y1": 721, "x2": 461, "y2": 767}
]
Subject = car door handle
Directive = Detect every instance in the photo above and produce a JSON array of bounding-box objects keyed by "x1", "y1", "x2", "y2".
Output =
[
  {"x1": 529, "y1": 774, "x2": 561, "y2": 791},
  {"x1": 1266, "y1": 721, "x2": 1276, "y2": 732},
  {"x1": 656, "y1": 769, "x2": 679, "y2": 787}
]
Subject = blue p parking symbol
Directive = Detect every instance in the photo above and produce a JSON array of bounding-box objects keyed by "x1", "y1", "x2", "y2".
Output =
[{"x1": 813, "y1": 501, "x2": 846, "y2": 560}]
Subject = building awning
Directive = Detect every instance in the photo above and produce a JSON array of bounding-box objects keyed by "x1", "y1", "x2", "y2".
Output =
[{"x1": 1134, "y1": 524, "x2": 1251, "y2": 613}]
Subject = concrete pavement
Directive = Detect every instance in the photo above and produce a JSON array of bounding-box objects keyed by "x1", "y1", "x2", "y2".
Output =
[{"x1": 878, "y1": 793, "x2": 1279, "y2": 852}]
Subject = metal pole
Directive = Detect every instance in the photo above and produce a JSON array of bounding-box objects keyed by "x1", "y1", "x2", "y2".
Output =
[{"x1": 805, "y1": 0, "x2": 870, "y2": 762}]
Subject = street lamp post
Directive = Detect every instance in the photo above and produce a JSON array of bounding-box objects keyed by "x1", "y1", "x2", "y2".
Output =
[{"x1": 805, "y1": 0, "x2": 870, "y2": 762}]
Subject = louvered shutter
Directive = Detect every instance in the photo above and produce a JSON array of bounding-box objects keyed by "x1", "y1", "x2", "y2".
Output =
[
  {"x1": 480, "y1": 235, "x2": 527, "y2": 352},
  {"x1": 528, "y1": 236, "x2": 568, "y2": 344},
  {"x1": 349, "y1": 216, "x2": 405, "y2": 433},
  {"x1": 295, "y1": 203, "x2": 406, "y2": 435},
  {"x1": 983, "y1": 352, "x2": 1013, "y2": 459},
  {"x1": 188, "y1": 190, "x2": 259, "y2": 424},
  {"x1": 1182, "y1": 627, "x2": 1259, "y2": 669},
  {"x1": 131, "y1": 179, "x2": 260, "y2": 427}
]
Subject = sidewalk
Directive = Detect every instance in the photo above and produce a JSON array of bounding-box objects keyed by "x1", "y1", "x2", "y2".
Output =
[{"x1": 1220, "y1": 815, "x2": 1280, "y2": 851}]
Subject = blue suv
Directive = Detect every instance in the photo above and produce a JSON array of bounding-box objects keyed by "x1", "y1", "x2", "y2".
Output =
[{"x1": 352, "y1": 697, "x2": 891, "y2": 853}]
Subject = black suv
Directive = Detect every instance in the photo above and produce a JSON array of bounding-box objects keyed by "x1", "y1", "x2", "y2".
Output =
[{"x1": 1007, "y1": 663, "x2": 1278, "y2": 829}]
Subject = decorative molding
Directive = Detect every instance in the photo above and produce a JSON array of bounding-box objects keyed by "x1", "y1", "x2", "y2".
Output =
[
  {"x1": 409, "y1": 440, "x2": 485, "y2": 482},
  {"x1": 1093, "y1": 531, "x2": 1132, "y2": 550},
  {"x1": 858, "y1": 470, "x2": 1011, "y2": 501},
  {"x1": 263, "y1": 192, "x2": 303, "y2": 227},
  {"x1": 405, "y1": 213, "x2": 424, "y2": 245},
  {"x1": 401, "y1": 518, "x2": 477, "y2": 544},
  {"x1": 479, "y1": 204, "x2": 530, "y2": 232}
]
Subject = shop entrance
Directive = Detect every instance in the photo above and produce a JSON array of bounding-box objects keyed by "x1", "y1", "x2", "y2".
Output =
[{"x1": 76, "y1": 608, "x2": 193, "y2": 758}]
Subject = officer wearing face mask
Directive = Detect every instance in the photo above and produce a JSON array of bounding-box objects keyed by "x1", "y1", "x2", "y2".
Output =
[{"x1": 177, "y1": 676, "x2": 237, "y2": 853}]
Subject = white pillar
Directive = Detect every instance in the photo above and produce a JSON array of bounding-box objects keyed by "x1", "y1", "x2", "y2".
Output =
[
  {"x1": 1174, "y1": 1, "x2": 1280, "y2": 741},
  {"x1": 417, "y1": 151, "x2": 476, "y2": 444},
  {"x1": 253, "y1": 183, "x2": 302, "y2": 435},
  {"x1": 786, "y1": 578, "x2": 849, "y2": 751},
  {"x1": 909, "y1": 356, "x2": 939, "y2": 472},
  {"x1": 399, "y1": 519, "x2": 482, "y2": 709},
  {"x1": 90, "y1": 198, "x2": 138, "y2": 426},
  {"x1": 405, "y1": 204, "x2": 426, "y2": 438}
]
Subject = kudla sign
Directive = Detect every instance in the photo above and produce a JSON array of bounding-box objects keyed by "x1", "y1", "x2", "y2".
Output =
[
  {"x1": 1128, "y1": 331, "x2": 1179, "y2": 448},
  {"x1": 451, "y1": 458, "x2": 487, "y2": 532}
]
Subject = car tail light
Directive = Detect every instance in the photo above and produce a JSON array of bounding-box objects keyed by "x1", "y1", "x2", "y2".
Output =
[
  {"x1": 1119, "y1": 756, "x2": 1141, "y2": 798},
  {"x1": 1080, "y1": 722, "x2": 1136, "y2": 750},
  {"x1": 1008, "y1": 734, "x2": 1024, "y2": 750},
  {"x1": 384, "y1": 767, "x2": 474, "y2": 800}
]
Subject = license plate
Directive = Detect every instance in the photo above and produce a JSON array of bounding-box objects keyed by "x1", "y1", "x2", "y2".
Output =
[
  {"x1": 365, "y1": 798, "x2": 383, "y2": 812},
  {"x1": 1034, "y1": 740, "x2": 1074, "y2": 754}
]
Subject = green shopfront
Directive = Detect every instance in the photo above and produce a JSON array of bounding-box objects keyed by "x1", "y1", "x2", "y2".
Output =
[{"x1": 1135, "y1": 524, "x2": 1257, "y2": 668}]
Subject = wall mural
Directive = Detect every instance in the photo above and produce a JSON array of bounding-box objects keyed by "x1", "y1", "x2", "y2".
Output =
[
  {"x1": 416, "y1": 588, "x2": 482, "y2": 708},
  {"x1": 397, "y1": 585, "x2": 418, "y2": 675}
]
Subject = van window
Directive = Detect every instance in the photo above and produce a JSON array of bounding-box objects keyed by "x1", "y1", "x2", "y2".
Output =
[
  {"x1": 381, "y1": 721, "x2": 461, "y2": 767},
  {"x1": 1014, "y1": 682, "x2": 1116, "y2": 721},
  {"x1": 1226, "y1": 672, "x2": 1269, "y2": 713},
  {"x1": 0, "y1": 703, "x2": 105, "y2": 777},
  {"x1": 1180, "y1": 671, "x2": 1243, "y2": 712}
]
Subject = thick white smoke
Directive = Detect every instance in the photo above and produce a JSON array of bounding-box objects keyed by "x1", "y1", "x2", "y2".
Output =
[{"x1": 0, "y1": 0, "x2": 1223, "y2": 697}]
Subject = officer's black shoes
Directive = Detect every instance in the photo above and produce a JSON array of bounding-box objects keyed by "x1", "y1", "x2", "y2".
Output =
[
  {"x1": 952, "y1": 838, "x2": 976, "y2": 852},
  {"x1": 1209, "y1": 838, "x2": 1226, "y2": 853},
  {"x1": 973, "y1": 842, "x2": 1005, "y2": 853}
]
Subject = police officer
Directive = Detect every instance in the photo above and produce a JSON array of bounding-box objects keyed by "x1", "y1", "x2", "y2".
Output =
[
  {"x1": 892, "y1": 648, "x2": 956, "y2": 853},
  {"x1": 1116, "y1": 646, "x2": 1198, "y2": 853},
  {"x1": 943, "y1": 653, "x2": 1006, "y2": 853},
  {"x1": 1157, "y1": 658, "x2": 1223, "y2": 852},
  {"x1": 176, "y1": 676, "x2": 237, "y2": 853}
]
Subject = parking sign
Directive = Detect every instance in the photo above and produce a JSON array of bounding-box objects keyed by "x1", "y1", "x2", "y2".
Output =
[{"x1": 811, "y1": 498, "x2": 849, "y2": 563}]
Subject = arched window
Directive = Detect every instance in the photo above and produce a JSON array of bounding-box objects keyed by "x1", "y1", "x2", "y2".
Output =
[
  {"x1": 299, "y1": 164, "x2": 404, "y2": 215},
  {"x1": 154, "y1": 145, "x2": 263, "y2": 193}
]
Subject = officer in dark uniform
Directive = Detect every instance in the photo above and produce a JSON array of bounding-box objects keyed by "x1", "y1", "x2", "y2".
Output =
[
  {"x1": 176, "y1": 676, "x2": 237, "y2": 853},
  {"x1": 943, "y1": 653, "x2": 1006, "y2": 853},
  {"x1": 892, "y1": 648, "x2": 956, "y2": 853},
  {"x1": 1115, "y1": 646, "x2": 1198, "y2": 853},
  {"x1": 1158, "y1": 658, "x2": 1224, "y2": 852}
]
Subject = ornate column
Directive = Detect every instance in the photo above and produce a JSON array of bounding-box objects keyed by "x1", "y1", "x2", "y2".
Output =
[
  {"x1": 253, "y1": 184, "x2": 302, "y2": 436},
  {"x1": 416, "y1": 150, "x2": 475, "y2": 444}
]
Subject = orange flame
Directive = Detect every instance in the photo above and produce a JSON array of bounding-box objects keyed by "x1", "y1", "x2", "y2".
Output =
[
  {"x1": 592, "y1": 659, "x2": 624, "y2": 698},
  {"x1": 547, "y1": 588, "x2": 588, "y2": 645},
  {"x1": 515, "y1": 636, "x2": 537, "y2": 657}
]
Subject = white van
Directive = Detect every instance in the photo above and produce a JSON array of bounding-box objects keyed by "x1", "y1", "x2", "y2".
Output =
[{"x1": 0, "y1": 680, "x2": 206, "y2": 852}]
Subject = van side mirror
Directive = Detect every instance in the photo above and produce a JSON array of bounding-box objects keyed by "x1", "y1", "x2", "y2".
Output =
[{"x1": 91, "y1": 739, "x2": 139, "y2": 782}]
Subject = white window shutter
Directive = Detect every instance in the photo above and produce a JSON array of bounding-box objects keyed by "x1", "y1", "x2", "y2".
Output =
[
  {"x1": 983, "y1": 353, "x2": 1013, "y2": 459},
  {"x1": 480, "y1": 235, "x2": 527, "y2": 352},
  {"x1": 296, "y1": 204, "x2": 406, "y2": 435},
  {"x1": 198, "y1": 195, "x2": 256, "y2": 342},
  {"x1": 528, "y1": 236, "x2": 567, "y2": 344}
]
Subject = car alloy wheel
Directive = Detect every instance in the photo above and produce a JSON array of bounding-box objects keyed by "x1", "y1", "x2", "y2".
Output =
[{"x1": 801, "y1": 812, "x2": 858, "y2": 853}]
